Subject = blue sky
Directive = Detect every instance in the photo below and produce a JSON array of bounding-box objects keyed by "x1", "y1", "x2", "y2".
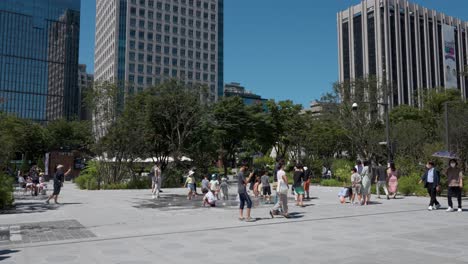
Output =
[{"x1": 79, "y1": 0, "x2": 468, "y2": 107}]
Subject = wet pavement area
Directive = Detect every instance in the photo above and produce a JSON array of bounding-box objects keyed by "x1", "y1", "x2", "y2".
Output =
[{"x1": 132, "y1": 193, "x2": 314, "y2": 211}]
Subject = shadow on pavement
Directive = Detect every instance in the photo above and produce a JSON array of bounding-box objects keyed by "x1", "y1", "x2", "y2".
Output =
[
  {"x1": 0, "y1": 249, "x2": 20, "y2": 261},
  {"x1": 287, "y1": 212, "x2": 305, "y2": 219},
  {"x1": 133, "y1": 194, "x2": 276, "y2": 211},
  {"x1": 0, "y1": 202, "x2": 83, "y2": 215}
]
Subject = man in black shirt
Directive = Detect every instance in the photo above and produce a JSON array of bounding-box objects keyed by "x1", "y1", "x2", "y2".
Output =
[{"x1": 45, "y1": 164, "x2": 71, "y2": 204}]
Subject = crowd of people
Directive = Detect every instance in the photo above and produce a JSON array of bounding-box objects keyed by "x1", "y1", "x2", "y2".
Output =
[
  {"x1": 144, "y1": 157, "x2": 463, "y2": 222},
  {"x1": 14, "y1": 163, "x2": 70, "y2": 204},
  {"x1": 16, "y1": 164, "x2": 47, "y2": 196},
  {"x1": 339, "y1": 159, "x2": 464, "y2": 212}
]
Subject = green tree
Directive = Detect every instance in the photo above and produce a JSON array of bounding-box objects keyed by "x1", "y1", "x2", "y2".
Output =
[
  {"x1": 266, "y1": 100, "x2": 303, "y2": 159},
  {"x1": 144, "y1": 80, "x2": 207, "y2": 165},
  {"x1": 333, "y1": 76, "x2": 387, "y2": 161},
  {"x1": 212, "y1": 97, "x2": 254, "y2": 176},
  {"x1": 45, "y1": 119, "x2": 93, "y2": 152}
]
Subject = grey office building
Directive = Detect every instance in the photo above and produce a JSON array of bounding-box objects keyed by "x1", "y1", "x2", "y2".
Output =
[
  {"x1": 0, "y1": 0, "x2": 81, "y2": 121},
  {"x1": 94, "y1": 0, "x2": 224, "y2": 104},
  {"x1": 337, "y1": 0, "x2": 468, "y2": 106}
]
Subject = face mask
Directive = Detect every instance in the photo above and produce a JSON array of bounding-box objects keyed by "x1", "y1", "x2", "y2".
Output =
[{"x1": 450, "y1": 163, "x2": 456, "y2": 168}]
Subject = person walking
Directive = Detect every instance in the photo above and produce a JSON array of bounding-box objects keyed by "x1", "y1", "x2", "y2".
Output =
[
  {"x1": 355, "y1": 160, "x2": 363, "y2": 175},
  {"x1": 260, "y1": 170, "x2": 271, "y2": 203},
  {"x1": 237, "y1": 164, "x2": 254, "y2": 221},
  {"x1": 150, "y1": 162, "x2": 162, "y2": 199},
  {"x1": 270, "y1": 163, "x2": 289, "y2": 218},
  {"x1": 220, "y1": 177, "x2": 229, "y2": 200},
  {"x1": 201, "y1": 175, "x2": 210, "y2": 192},
  {"x1": 420, "y1": 161, "x2": 441, "y2": 211},
  {"x1": 445, "y1": 159, "x2": 464, "y2": 212},
  {"x1": 209, "y1": 174, "x2": 220, "y2": 199},
  {"x1": 293, "y1": 164, "x2": 305, "y2": 207},
  {"x1": 360, "y1": 161, "x2": 371, "y2": 205},
  {"x1": 303, "y1": 166, "x2": 311, "y2": 200},
  {"x1": 45, "y1": 165, "x2": 71, "y2": 204},
  {"x1": 387, "y1": 162, "x2": 399, "y2": 199},
  {"x1": 375, "y1": 163, "x2": 390, "y2": 200},
  {"x1": 350, "y1": 168, "x2": 361, "y2": 205},
  {"x1": 184, "y1": 170, "x2": 196, "y2": 200}
]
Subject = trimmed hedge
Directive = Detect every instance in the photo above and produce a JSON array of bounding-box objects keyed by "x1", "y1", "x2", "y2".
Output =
[{"x1": 0, "y1": 174, "x2": 14, "y2": 209}]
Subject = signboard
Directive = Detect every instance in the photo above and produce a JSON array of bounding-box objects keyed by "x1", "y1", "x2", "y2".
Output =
[{"x1": 442, "y1": 24, "x2": 457, "y2": 89}]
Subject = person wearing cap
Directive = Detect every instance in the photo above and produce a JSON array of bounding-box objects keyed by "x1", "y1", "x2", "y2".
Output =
[
  {"x1": 237, "y1": 163, "x2": 255, "y2": 221},
  {"x1": 184, "y1": 170, "x2": 196, "y2": 200},
  {"x1": 209, "y1": 174, "x2": 220, "y2": 199},
  {"x1": 45, "y1": 164, "x2": 71, "y2": 204}
]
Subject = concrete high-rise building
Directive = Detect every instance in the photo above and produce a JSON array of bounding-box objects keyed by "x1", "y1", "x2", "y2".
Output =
[
  {"x1": 337, "y1": 0, "x2": 468, "y2": 107},
  {"x1": 224, "y1": 82, "x2": 267, "y2": 106},
  {"x1": 78, "y1": 64, "x2": 94, "y2": 121},
  {"x1": 94, "y1": 0, "x2": 224, "y2": 104},
  {"x1": 0, "y1": 0, "x2": 81, "y2": 121}
]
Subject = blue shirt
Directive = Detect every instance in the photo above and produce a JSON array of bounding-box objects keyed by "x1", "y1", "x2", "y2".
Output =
[{"x1": 427, "y1": 168, "x2": 434, "y2": 183}]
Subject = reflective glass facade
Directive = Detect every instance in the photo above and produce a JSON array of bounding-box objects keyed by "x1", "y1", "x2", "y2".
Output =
[{"x1": 0, "y1": 0, "x2": 80, "y2": 121}]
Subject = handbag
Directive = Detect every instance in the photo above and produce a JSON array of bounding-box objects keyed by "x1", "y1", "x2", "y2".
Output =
[
  {"x1": 279, "y1": 181, "x2": 289, "y2": 194},
  {"x1": 436, "y1": 185, "x2": 441, "y2": 193}
]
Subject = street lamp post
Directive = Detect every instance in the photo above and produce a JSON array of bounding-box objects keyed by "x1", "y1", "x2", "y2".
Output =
[{"x1": 352, "y1": 101, "x2": 392, "y2": 162}]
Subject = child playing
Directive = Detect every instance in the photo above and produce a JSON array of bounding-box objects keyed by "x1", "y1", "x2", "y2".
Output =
[
  {"x1": 209, "y1": 175, "x2": 220, "y2": 199},
  {"x1": 202, "y1": 188, "x2": 216, "y2": 207},
  {"x1": 220, "y1": 177, "x2": 229, "y2": 200},
  {"x1": 253, "y1": 177, "x2": 260, "y2": 198},
  {"x1": 338, "y1": 186, "x2": 352, "y2": 204}
]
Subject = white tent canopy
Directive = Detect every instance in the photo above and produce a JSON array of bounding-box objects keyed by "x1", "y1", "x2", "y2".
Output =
[{"x1": 92, "y1": 156, "x2": 192, "y2": 163}]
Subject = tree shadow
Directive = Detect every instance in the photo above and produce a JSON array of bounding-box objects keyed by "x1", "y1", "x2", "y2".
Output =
[
  {"x1": 0, "y1": 202, "x2": 61, "y2": 215},
  {"x1": 0, "y1": 249, "x2": 20, "y2": 261}
]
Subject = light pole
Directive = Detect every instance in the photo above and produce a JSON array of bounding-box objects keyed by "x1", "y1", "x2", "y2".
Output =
[{"x1": 352, "y1": 101, "x2": 392, "y2": 162}]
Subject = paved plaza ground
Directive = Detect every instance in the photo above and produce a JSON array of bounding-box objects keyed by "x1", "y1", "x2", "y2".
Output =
[{"x1": 1, "y1": 182, "x2": 467, "y2": 264}]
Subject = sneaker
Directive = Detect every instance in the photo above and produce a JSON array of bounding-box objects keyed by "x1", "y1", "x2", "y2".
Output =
[
  {"x1": 45, "y1": 200, "x2": 49, "y2": 204},
  {"x1": 428, "y1": 206, "x2": 433, "y2": 211},
  {"x1": 458, "y1": 208, "x2": 463, "y2": 212},
  {"x1": 435, "y1": 204, "x2": 441, "y2": 210},
  {"x1": 245, "y1": 217, "x2": 256, "y2": 222},
  {"x1": 446, "y1": 207, "x2": 454, "y2": 212},
  {"x1": 269, "y1": 210, "x2": 274, "y2": 219},
  {"x1": 152, "y1": 195, "x2": 155, "y2": 199}
]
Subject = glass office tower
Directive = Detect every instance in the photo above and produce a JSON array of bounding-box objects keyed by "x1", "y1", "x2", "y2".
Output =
[{"x1": 0, "y1": 0, "x2": 81, "y2": 121}]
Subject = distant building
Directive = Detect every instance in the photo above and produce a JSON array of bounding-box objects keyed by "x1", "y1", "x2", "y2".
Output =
[
  {"x1": 337, "y1": 0, "x2": 468, "y2": 107},
  {"x1": 94, "y1": 0, "x2": 224, "y2": 104},
  {"x1": 303, "y1": 100, "x2": 338, "y2": 116},
  {"x1": 0, "y1": 1, "x2": 80, "y2": 121},
  {"x1": 224, "y1": 82, "x2": 267, "y2": 106},
  {"x1": 78, "y1": 65, "x2": 94, "y2": 121}
]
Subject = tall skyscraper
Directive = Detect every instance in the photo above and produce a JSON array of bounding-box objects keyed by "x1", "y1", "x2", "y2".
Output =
[
  {"x1": 94, "y1": 0, "x2": 224, "y2": 104},
  {"x1": 0, "y1": 0, "x2": 81, "y2": 121},
  {"x1": 78, "y1": 64, "x2": 94, "y2": 121},
  {"x1": 337, "y1": 0, "x2": 468, "y2": 107}
]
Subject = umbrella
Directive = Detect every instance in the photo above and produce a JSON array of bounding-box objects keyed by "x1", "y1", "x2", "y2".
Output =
[{"x1": 432, "y1": 150, "x2": 458, "y2": 159}]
